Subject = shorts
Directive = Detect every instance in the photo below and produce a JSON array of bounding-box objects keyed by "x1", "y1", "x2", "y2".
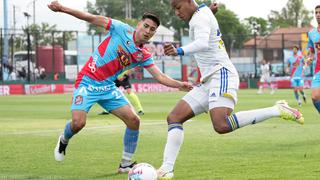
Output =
[
  {"x1": 291, "y1": 77, "x2": 304, "y2": 88},
  {"x1": 114, "y1": 75, "x2": 131, "y2": 89},
  {"x1": 183, "y1": 67, "x2": 239, "y2": 115},
  {"x1": 312, "y1": 72, "x2": 320, "y2": 89},
  {"x1": 71, "y1": 84, "x2": 129, "y2": 112},
  {"x1": 260, "y1": 75, "x2": 270, "y2": 83}
]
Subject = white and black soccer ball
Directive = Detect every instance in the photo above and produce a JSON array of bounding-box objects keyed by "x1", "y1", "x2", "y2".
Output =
[{"x1": 128, "y1": 163, "x2": 157, "y2": 180}]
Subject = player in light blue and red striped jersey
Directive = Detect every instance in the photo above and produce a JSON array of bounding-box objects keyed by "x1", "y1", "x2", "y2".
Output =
[
  {"x1": 287, "y1": 45, "x2": 306, "y2": 107},
  {"x1": 48, "y1": 0, "x2": 192, "y2": 173},
  {"x1": 307, "y1": 5, "x2": 320, "y2": 113}
]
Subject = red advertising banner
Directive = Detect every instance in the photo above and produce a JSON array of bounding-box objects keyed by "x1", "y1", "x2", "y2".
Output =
[{"x1": 0, "y1": 85, "x2": 25, "y2": 96}]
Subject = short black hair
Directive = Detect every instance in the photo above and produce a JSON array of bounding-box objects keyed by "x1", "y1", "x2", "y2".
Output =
[
  {"x1": 142, "y1": 12, "x2": 160, "y2": 27},
  {"x1": 316, "y1": 5, "x2": 320, "y2": 9},
  {"x1": 293, "y1": 45, "x2": 299, "y2": 50}
]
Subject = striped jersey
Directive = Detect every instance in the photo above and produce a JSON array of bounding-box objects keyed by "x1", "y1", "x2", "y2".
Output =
[
  {"x1": 288, "y1": 54, "x2": 304, "y2": 78},
  {"x1": 307, "y1": 28, "x2": 320, "y2": 74},
  {"x1": 75, "y1": 19, "x2": 154, "y2": 89}
]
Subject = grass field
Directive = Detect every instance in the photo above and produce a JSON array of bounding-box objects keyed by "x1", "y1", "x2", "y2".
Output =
[{"x1": 0, "y1": 89, "x2": 320, "y2": 180}]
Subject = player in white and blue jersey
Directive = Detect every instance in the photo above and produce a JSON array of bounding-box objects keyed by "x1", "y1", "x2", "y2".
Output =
[
  {"x1": 157, "y1": 1, "x2": 304, "y2": 179},
  {"x1": 307, "y1": 5, "x2": 320, "y2": 113},
  {"x1": 287, "y1": 45, "x2": 306, "y2": 107},
  {"x1": 48, "y1": 0, "x2": 192, "y2": 173}
]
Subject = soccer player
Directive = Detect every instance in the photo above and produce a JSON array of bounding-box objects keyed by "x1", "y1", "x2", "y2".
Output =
[
  {"x1": 307, "y1": 5, "x2": 320, "y2": 113},
  {"x1": 100, "y1": 69, "x2": 144, "y2": 115},
  {"x1": 157, "y1": 0, "x2": 304, "y2": 179},
  {"x1": 257, "y1": 59, "x2": 275, "y2": 95},
  {"x1": 48, "y1": 0, "x2": 192, "y2": 173},
  {"x1": 287, "y1": 45, "x2": 307, "y2": 107}
]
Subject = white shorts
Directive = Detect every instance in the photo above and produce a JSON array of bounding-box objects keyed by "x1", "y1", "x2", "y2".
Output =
[
  {"x1": 183, "y1": 67, "x2": 239, "y2": 115},
  {"x1": 260, "y1": 74, "x2": 271, "y2": 83}
]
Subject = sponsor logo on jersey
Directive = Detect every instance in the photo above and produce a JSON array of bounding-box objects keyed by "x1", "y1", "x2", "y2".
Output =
[
  {"x1": 74, "y1": 95, "x2": 83, "y2": 105},
  {"x1": 117, "y1": 46, "x2": 131, "y2": 67}
]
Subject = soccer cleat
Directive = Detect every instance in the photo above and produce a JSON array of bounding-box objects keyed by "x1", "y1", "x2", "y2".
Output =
[
  {"x1": 54, "y1": 135, "x2": 68, "y2": 161},
  {"x1": 157, "y1": 169, "x2": 174, "y2": 180},
  {"x1": 118, "y1": 161, "x2": 137, "y2": 174},
  {"x1": 303, "y1": 96, "x2": 307, "y2": 103},
  {"x1": 137, "y1": 110, "x2": 144, "y2": 116},
  {"x1": 275, "y1": 100, "x2": 304, "y2": 125}
]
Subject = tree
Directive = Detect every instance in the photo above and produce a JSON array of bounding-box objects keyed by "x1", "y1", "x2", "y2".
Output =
[
  {"x1": 268, "y1": 0, "x2": 312, "y2": 30},
  {"x1": 244, "y1": 17, "x2": 269, "y2": 36},
  {"x1": 214, "y1": 4, "x2": 250, "y2": 52}
]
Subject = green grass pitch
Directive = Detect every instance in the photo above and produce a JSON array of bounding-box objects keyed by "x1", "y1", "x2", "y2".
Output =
[{"x1": 0, "y1": 89, "x2": 319, "y2": 179}]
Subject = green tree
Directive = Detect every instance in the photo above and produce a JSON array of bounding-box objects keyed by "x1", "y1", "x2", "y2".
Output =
[
  {"x1": 268, "y1": 0, "x2": 312, "y2": 29},
  {"x1": 214, "y1": 4, "x2": 250, "y2": 52},
  {"x1": 244, "y1": 17, "x2": 269, "y2": 36}
]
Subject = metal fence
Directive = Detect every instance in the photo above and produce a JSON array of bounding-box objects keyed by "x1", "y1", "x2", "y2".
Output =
[{"x1": 0, "y1": 28, "x2": 315, "y2": 84}]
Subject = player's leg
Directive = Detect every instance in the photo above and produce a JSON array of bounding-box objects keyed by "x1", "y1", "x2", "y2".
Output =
[
  {"x1": 312, "y1": 88, "x2": 320, "y2": 113},
  {"x1": 112, "y1": 105, "x2": 140, "y2": 173},
  {"x1": 54, "y1": 88, "x2": 94, "y2": 161},
  {"x1": 311, "y1": 73, "x2": 320, "y2": 113},
  {"x1": 257, "y1": 77, "x2": 265, "y2": 94},
  {"x1": 99, "y1": 89, "x2": 140, "y2": 173},
  {"x1": 158, "y1": 85, "x2": 207, "y2": 179},
  {"x1": 126, "y1": 89, "x2": 144, "y2": 115}
]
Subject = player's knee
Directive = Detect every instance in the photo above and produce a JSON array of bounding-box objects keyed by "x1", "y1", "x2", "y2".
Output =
[
  {"x1": 213, "y1": 123, "x2": 230, "y2": 134},
  {"x1": 167, "y1": 112, "x2": 181, "y2": 124},
  {"x1": 311, "y1": 92, "x2": 320, "y2": 100},
  {"x1": 72, "y1": 118, "x2": 86, "y2": 132},
  {"x1": 129, "y1": 115, "x2": 140, "y2": 129}
]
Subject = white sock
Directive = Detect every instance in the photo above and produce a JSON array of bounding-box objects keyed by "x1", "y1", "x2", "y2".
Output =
[
  {"x1": 161, "y1": 126, "x2": 184, "y2": 172},
  {"x1": 235, "y1": 106, "x2": 280, "y2": 128}
]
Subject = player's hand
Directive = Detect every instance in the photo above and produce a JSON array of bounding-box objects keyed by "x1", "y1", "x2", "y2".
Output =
[
  {"x1": 210, "y1": 3, "x2": 218, "y2": 15},
  {"x1": 164, "y1": 44, "x2": 178, "y2": 56},
  {"x1": 48, "y1": 0, "x2": 63, "y2": 12},
  {"x1": 178, "y1": 82, "x2": 193, "y2": 92},
  {"x1": 117, "y1": 76, "x2": 124, "y2": 81}
]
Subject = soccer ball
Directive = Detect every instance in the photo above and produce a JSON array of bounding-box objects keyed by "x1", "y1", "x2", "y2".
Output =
[{"x1": 128, "y1": 163, "x2": 157, "y2": 180}]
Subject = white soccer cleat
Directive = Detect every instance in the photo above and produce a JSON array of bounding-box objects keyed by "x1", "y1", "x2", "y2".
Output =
[
  {"x1": 275, "y1": 100, "x2": 304, "y2": 125},
  {"x1": 157, "y1": 168, "x2": 174, "y2": 180},
  {"x1": 54, "y1": 135, "x2": 68, "y2": 161}
]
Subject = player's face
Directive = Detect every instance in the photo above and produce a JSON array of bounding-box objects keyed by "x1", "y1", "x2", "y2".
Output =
[
  {"x1": 293, "y1": 47, "x2": 298, "y2": 54},
  {"x1": 171, "y1": 0, "x2": 194, "y2": 21},
  {"x1": 316, "y1": 7, "x2": 320, "y2": 24},
  {"x1": 136, "y1": 19, "x2": 158, "y2": 43}
]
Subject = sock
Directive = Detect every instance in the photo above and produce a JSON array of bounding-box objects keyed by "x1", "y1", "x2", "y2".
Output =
[
  {"x1": 313, "y1": 100, "x2": 320, "y2": 113},
  {"x1": 300, "y1": 90, "x2": 305, "y2": 96},
  {"x1": 294, "y1": 91, "x2": 300, "y2": 102},
  {"x1": 227, "y1": 106, "x2": 280, "y2": 130},
  {"x1": 127, "y1": 92, "x2": 143, "y2": 112},
  {"x1": 121, "y1": 128, "x2": 139, "y2": 166},
  {"x1": 62, "y1": 121, "x2": 74, "y2": 143},
  {"x1": 161, "y1": 123, "x2": 184, "y2": 172}
]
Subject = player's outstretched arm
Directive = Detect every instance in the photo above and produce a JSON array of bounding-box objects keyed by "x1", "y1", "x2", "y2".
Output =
[
  {"x1": 146, "y1": 66, "x2": 192, "y2": 92},
  {"x1": 48, "y1": 0, "x2": 109, "y2": 29}
]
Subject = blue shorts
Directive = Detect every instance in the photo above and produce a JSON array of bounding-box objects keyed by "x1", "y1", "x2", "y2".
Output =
[
  {"x1": 312, "y1": 72, "x2": 320, "y2": 89},
  {"x1": 291, "y1": 78, "x2": 304, "y2": 88},
  {"x1": 71, "y1": 84, "x2": 129, "y2": 112}
]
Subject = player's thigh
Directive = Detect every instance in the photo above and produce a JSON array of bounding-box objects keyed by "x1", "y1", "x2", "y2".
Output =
[
  {"x1": 112, "y1": 104, "x2": 140, "y2": 130},
  {"x1": 167, "y1": 99, "x2": 195, "y2": 124},
  {"x1": 312, "y1": 88, "x2": 320, "y2": 100},
  {"x1": 181, "y1": 85, "x2": 208, "y2": 118}
]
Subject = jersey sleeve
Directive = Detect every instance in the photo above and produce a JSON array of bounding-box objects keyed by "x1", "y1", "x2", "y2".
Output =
[
  {"x1": 106, "y1": 18, "x2": 130, "y2": 35},
  {"x1": 307, "y1": 31, "x2": 315, "y2": 53},
  {"x1": 181, "y1": 14, "x2": 211, "y2": 54}
]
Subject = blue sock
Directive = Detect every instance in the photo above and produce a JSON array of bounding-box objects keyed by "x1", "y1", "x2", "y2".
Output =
[
  {"x1": 313, "y1": 100, "x2": 320, "y2": 113},
  {"x1": 226, "y1": 113, "x2": 240, "y2": 131},
  {"x1": 168, "y1": 123, "x2": 183, "y2": 131},
  {"x1": 123, "y1": 128, "x2": 139, "y2": 159},
  {"x1": 294, "y1": 91, "x2": 299, "y2": 101},
  {"x1": 64, "y1": 121, "x2": 74, "y2": 140}
]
